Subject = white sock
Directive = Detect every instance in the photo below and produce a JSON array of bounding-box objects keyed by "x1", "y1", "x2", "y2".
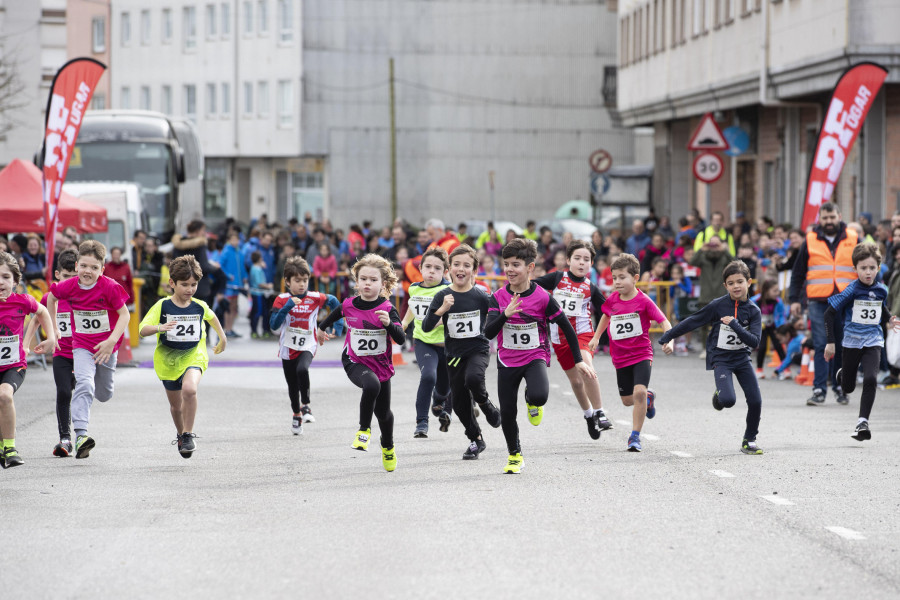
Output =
[
  {"x1": 584, "y1": 409, "x2": 594, "y2": 418},
  {"x1": 857, "y1": 417, "x2": 868, "y2": 425}
]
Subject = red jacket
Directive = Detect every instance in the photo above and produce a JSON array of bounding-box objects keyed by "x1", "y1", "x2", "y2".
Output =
[{"x1": 105, "y1": 261, "x2": 134, "y2": 304}]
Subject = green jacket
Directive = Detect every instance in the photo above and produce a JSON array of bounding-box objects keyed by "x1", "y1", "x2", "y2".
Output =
[
  {"x1": 690, "y1": 249, "x2": 734, "y2": 304},
  {"x1": 693, "y1": 226, "x2": 736, "y2": 256}
]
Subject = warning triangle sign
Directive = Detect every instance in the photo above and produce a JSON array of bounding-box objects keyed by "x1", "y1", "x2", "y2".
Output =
[{"x1": 687, "y1": 114, "x2": 730, "y2": 151}]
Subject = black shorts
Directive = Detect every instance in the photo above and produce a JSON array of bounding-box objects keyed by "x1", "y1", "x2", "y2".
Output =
[
  {"x1": 616, "y1": 360, "x2": 652, "y2": 396},
  {"x1": 162, "y1": 366, "x2": 202, "y2": 391},
  {"x1": 0, "y1": 367, "x2": 26, "y2": 393}
]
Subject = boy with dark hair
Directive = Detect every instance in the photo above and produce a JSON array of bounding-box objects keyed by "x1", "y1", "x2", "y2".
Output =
[
  {"x1": 139, "y1": 255, "x2": 227, "y2": 458},
  {"x1": 658, "y1": 260, "x2": 764, "y2": 454},
  {"x1": 270, "y1": 256, "x2": 343, "y2": 432},
  {"x1": 825, "y1": 243, "x2": 900, "y2": 441},
  {"x1": 484, "y1": 238, "x2": 597, "y2": 474}
]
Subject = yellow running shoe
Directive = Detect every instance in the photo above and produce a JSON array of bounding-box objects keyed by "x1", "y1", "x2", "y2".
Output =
[
  {"x1": 503, "y1": 453, "x2": 524, "y2": 474},
  {"x1": 526, "y1": 404, "x2": 543, "y2": 426},
  {"x1": 351, "y1": 429, "x2": 371, "y2": 451},
  {"x1": 382, "y1": 446, "x2": 397, "y2": 472}
]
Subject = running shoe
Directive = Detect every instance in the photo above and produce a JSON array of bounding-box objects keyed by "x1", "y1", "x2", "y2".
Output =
[
  {"x1": 851, "y1": 421, "x2": 871, "y2": 441},
  {"x1": 430, "y1": 403, "x2": 444, "y2": 418},
  {"x1": 712, "y1": 390, "x2": 723, "y2": 411},
  {"x1": 1, "y1": 446, "x2": 23, "y2": 468},
  {"x1": 381, "y1": 446, "x2": 397, "y2": 472},
  {"x1": 755, "y1": 368, "x2": 765, "y2": 379},
  {"x1": 585, "y1": 414, "x2": 601, "y2": 440},
  {"x1": 741, "y1": 439, "x2": 763, "y2": 455},
  {"x1": 413, "y1": 424, "x2": 428, "y2": 438},
  {"x1": 834, "y1": 389, "x2": 850, "y2": 405},
  {"x1": 526, "y1": 404, "x2": 543, "y2": 426},
  {"x1": 352, "y1": 429, "x2": 371, "y2": 451},
  {"x1": 291, "y1": 416, "x2": 303, "y2": 435},
  {"x1": 503, "y1": 452, "x2": 524, "y2": 474},
  {"x1": 806, "y1": 388, "x2": 826, "y2": 406},
  {"x1": 645, "y1": 389, "x2": 656, "y2": 419},
  {"x1": 300, "y1": 404, "x2": 316, "y2": 423},
  {"x1": 180, "y1": 433, "x2": 197, "y2": 458},
  {"x1": 478, "y1": 400, "x2": 502, "y2": 428},
  {"x1": 438, "y1": 411, "x2": 452, "y2": 432},
  {"x1": 250, "y1": 332, "x2": 260, "y2": 339},
  {"x1": 53, "y1": 438, "x2": 73, "y2": 457},
  {"x1": 777, "y1": 369, "x2": 792, "y2": 381},
  {"x1": 462, "y1": 439, "x2": 486, "y2": 460},
  {"x1": 627, "y1": 433, "x2": 642, "y2": 452},
  {"x1": 75, "y1": 435, "x2": 95, "y2": 459},
  {"x1": 594, "y1": 409, "x2": 613, "y2": 430}
]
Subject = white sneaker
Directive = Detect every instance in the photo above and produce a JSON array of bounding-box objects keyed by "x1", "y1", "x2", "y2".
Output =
[{"x1": 291, "y1": 416, "x2": 303, "y2": 435}]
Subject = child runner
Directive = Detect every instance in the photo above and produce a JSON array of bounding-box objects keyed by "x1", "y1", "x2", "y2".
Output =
[
  {"x1": 533, "y1": 240, "x2": 612, "y2": 440},
  {"x1": 421, "y1": 244, "x2": 502, "y2": 460},
  {"x1": 47, "y1": 240, "x2": 130, "y2": 460},
  {"x1": 316, "y1": 254, "x2": 404, "y2": 472},
  {"x1": 589, "y1": 254, "x2": 674, "y2": 453},
  {"x1": 401, "y1": 246, "x2": 451, "y2": 437},
  {"x1": 484, "y1": 239, "x2": 598, "y2": 474},
  {"x1": 773, "y1": 323, "x2": 804, "y2": 380},
  {"x1": 139, "y1": 255, "x2": 227, "y2": 458},
  {"x1": 825, "y1": 243, "x2": 900, "y2": 441},
  {"x1": 751, "y1": 279, "x2": 787, "y2": 378},
  {"x1": 658, "y1": 260, "x2": 764, "y2": 454},
  {"x1": 249, "y1": 251, "x2": 273, "y2": 339},
  {"x1": 269, "y1": 256, "x2": 343, "y2": 434},
  {"x1": 0, "y1": 252, "x2": 56, "y2": 468}
]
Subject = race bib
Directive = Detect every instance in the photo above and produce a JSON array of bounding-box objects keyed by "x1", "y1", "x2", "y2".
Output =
[
  {"x1": 447, "y1": 310, "x2": 480, "y2": 339},
  {"x1": 285, "y1": 327, "x2": 312, "y2": 351},
  {"x1": 761, "y1": 314, "x2": 774, "y2": 327},
  {"x1": 717, "y1": 324, "x2": 747, "y2": 350},
  {"x1": 0, "y1": 335, "x2": 18, "y2": 367},
  {"x1": 57, "y1": 312, "x2": 72, "y2": 338},
  {"x1": 166, "y1": 314, "x2": 202, "y2": 343},
  {"x1": 610, "y1": 313, "x2": 642, "y2": 340},
  {"x1": 503, "y1": 322, "x2": 539, "y2": 350},
  {"x1": 352, "y1": 328, "x2": 387, "y2": 356},
  {"x1": 409, "y1": 295, "x2": 432, "y2": 321},
  {"x1": 554, "y1": 289, "x2": 585, "y2": 317},
  {"x1": 851, "y1": 300, "x2": 881, "y2": 325},
  {"x1": 74, "y1": 310, "x2": 111, "y2": 334}
]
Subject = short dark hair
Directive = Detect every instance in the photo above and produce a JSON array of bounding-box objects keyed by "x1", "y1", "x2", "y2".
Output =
[
  {"x1": 500, "y1": 238, "x2": 538, "y2": 264},
  {"x1": 852, "y1": 242, "x2": 882, "y2": 267},
  {"x1": 283, "y1": 256, "x2": 311, "y2": 280},
  {"x1": 819, "y1": 202, "x2": 838, "y2": 214},
  {"x1": 422, "y1": 246, "x2": 449, "y2": 270},
  {"x1": 610, "y1": 254, "x2": 640, "y2": 276},
  {"x1": 186, "y1": 220, "x2": 206, "y2": 234},
  {"x1": 169, "y1": 255, "x2": 203, "y2": 282},
  {"x1": 566, "y1": 240, "x2": 596, "y2": 261},
  {"x1": 56, "y1": 248, "x2": 78, "y2": 274},
  {"x1": 449, "y1": 244, "x2": 478, "y2": 268},
  {"x1": 251, "y1": 251, "x2": 262, "y2": 263},
  {"x1": 776, "y1": 323, "x2": 796, "y2": 339},
  {"x1": 722, "y1": 260, "x2": 751, "y2": 282}
]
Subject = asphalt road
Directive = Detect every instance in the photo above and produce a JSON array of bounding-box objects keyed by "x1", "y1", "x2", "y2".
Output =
[{"x1": 3, "y1": 324, "x2": 900, "y2": 599}]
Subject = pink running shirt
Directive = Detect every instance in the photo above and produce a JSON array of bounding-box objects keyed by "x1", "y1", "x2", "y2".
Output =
[
  {"x1": 601, "y1": 290, "x2": 666, "y2": 369},
  {"x1": 41, "y1": 293, "x2": 73, "y2": 360},
  {"x1": 50, "y1": 275, "x2": 130, "y2": 352},
  {"x1": 0, "y1": 293, "x2": 39, "y2": 371}
]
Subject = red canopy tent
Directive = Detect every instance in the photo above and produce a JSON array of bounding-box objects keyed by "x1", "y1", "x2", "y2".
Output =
[{"x1": 0, "y1": 159, "x2": 107, "y2": 234}]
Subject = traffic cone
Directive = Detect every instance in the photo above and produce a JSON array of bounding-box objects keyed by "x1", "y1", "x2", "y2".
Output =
[
  {"x1": 768, "y1": 346, "x2": 782, "y2": 367},
  {"x1": 117, "y1": 326, "x2": 135, "y2": 366},
  {"x1": 392, "y1": 340, "x2": 407, "y2": 366},
  {"x1": 795, "y1": 347, "x2": 812, "y2": 386}
]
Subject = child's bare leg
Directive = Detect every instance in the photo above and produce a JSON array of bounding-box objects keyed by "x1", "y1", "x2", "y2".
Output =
[
  {"x1": 631, "y1": 385, "x2": 648, "y2": 432},
  {"x1": 166, "y1": 390, "x2": 184, "y2": 434},
  {"x1": 180, "y1": 369, "x2": 203, "y2": 433},
  {"x1": 0, "y1": 383, "x2": 16, "y2": 440}
]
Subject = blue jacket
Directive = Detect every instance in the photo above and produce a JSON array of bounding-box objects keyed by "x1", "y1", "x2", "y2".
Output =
[
  {"x1": 220, "y1": 244, "x2": 247, "y2": 294},
  {"x1": 776, "y1": 334, "x2": 804, "y2": 375},
  {"x1": 269, "y1": 293, "x2": 344, "y2": 336},
  {"x1": 826, "y1": 279, "x2": 890, "y2": 349},
  {"x1": 659, "y1": 294, "x2": 761, "y2": 370},
  {"x1": 750, "y1": 294, "x2": 787, "y2": 328}
]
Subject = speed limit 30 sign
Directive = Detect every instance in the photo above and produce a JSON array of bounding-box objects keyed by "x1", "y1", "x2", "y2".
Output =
[{"x1": 693, "y1": 152, "x2": 724, "y2": 183}]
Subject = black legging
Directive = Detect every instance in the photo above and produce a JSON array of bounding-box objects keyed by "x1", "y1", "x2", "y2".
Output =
[
  {"x1": 448, "y1": 351, "x2": 490, "y2": 442},
  {"x1": 52, "y1": 356, "x2": 75, "y2": 439},
  {"x1": 497, "y1": 359, "x2": 550, "y2": 454},
  {"x1": 756, "y1": 326, "x2": 786, "y2": 368},
  {"x1": 713, "y1": 361, "x2": 762, "y2": 441},
  {"x1": 414, "y1": 341, "x2": 450, "y2": 425},
  {"x1": 282, "y1": 351, "x2": 314, "y2": 414},
  {"x1": 841, "y1": 346, "x2": 880, "y2": 420},
  {"x1": 346, "y1": 361, "x2": 394, "y2": 449}
]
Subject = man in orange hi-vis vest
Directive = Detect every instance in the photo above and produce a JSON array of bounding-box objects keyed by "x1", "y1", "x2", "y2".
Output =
[
  {"x1": 789, "y1": 202, "x2": 858, "y2": 407},
  {"x1": 404, "y1": 219, "x2": 461, "y2": 285}
]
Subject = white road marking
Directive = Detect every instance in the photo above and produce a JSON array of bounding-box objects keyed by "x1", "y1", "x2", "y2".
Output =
[
  {"x1": 550, "y1": 384, "x2": 561, "y2": 389},
  {"x1": 760, "y1": 495, "x2": 795, "y2": 506},
  {"x1": 643, "y1": 433, "x2": 660, "y2": 441},
  {"x1": 562, "y1": 391, "x2": 574, "y2": 396},
  {"x1": 616, "y1": 419, "x2": 631, "y2": 427},
  {"x1": 669, "y1": 450, "x2": 692, "y2": 458},
  {"x1": 825, "y1": 526, "x2": 865, "y2": 540},
  {"x1": 709, "y1": 469, "x2": 735, "y2": 478}
]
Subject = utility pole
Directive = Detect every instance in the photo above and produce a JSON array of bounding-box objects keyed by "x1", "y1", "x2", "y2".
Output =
[
  {"x1": 489, "y1": 171, "x2": 495, "y2": 223},
  {"x1": 389, "y1": 57, "x2": 397, "y2": 222}
]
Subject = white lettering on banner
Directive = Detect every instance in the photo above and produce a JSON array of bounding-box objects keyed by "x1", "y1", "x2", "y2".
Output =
[
  {"x1": 0, "y1": 335, "x2": 18, "y2": 367},
  {"x1": 352, "y1": 328, "x2": 387, "y2": 356}
]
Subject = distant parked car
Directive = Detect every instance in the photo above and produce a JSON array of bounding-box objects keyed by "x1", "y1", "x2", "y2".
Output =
[{"x1": 537, "y1": 219, "x2": 598, "y2": 242}]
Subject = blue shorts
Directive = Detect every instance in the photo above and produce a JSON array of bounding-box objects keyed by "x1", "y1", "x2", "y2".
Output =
[{"x1": 162, "y1": 366, "x2": 202, "y2": 391}]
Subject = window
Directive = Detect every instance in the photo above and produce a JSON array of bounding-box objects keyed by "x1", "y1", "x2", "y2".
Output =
[
  {"x1": 91, "y1": 93, "x2": 106, "y2": 110},
  {"x1": 257, "y1": 81, "x2": 269, "y2": 116},
  {"x1": 221, "y1": 82, "x2": 231, "y2": 115},
  {"x1": 120, "y1": 86, "x2": 131, "y2": 109},
  {"x1": 140, "y1": 86, "x2": 151, "y2": 110},
  {"x1": 258, "y1": 0, "x2": 268, "y2": 33},
  {"x1": 221, "y1": 2, "x2": 231, "y2": 36},
  {"x1": 92, "y1": 17, "x2": 106, "y2": 52},
  {"x1": 184, "y1": 6, "x2": 197, "y2": 48},
  {"x1": 184, "y1": 84, "x2": 197, "y2": 120},
  {"x1": 121, "y1": 11, "x2": 131, "y2": 45},
  {"x1": 243, "y1": 82, "x2": 253, "y2": 115},
  {"x1": 243, "y1": 1, "x2": 253, "y2": 34},
  {"x1": 278, "y1": 0, "x2": 293, "y2": 42},
  {"x1": 162, "y1": 8, "x2": 172, "y2": 42},
  {"x1": 206, "y1": 4, "x2": 217, "y2": 37},
  {"x1": 206, "y1": 83, "x2": 217, "y2": 115},
  {"x1": 162, "y1": 85, "x2": 172, "y2": 114},
  {"x1": 140, "y1": 10, "x2": 151, "y2": 44},
  {"x1": 277, "y1": 79, "x2": 292, "y2": 126}
]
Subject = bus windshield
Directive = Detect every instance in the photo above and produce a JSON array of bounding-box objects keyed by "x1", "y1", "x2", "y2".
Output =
[{"x1": 68, "y1": 141, "x2": 176, "y2": 236}]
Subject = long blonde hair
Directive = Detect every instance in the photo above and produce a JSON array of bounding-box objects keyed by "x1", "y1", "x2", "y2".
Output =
[{"x1": 350, "y1": 253, "x2": 398, "y2": 298}]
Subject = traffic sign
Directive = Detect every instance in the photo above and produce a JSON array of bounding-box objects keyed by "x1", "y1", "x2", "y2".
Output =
[
  {"x1": 590, "y1": 174, "x2": 610, "y2": 196},
  {"x1": 693, "y1": 152, "x2": 724, "y2": 183},
  {"x1": 687, "y1": 114, "x2": 730, "y2": 151},
  {"x1": 589, "y1": 149, "x2": 612, "y2": 174},
  {"x1": 723, "y1": 126, "x2": 750, "y2": 156}
]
